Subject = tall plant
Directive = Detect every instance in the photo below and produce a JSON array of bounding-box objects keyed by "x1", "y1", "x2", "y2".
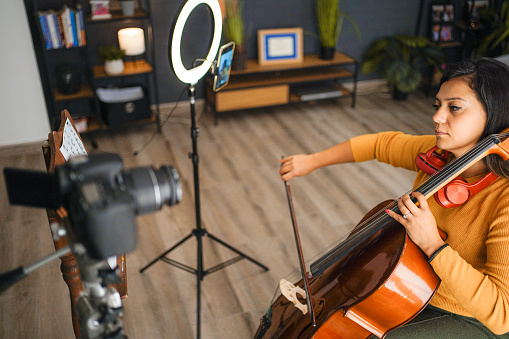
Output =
[
  {"x1": 362, "y1": 35, "x2": 445, "y2": 96},
  {"x1": 477, "y1": 0, "x2": 509, "y2": 56},
  {"x1": 315, "y1": 0, "x2": 360, "y2": 49},
  {"x1": 223, "y1": 0, "x2": 245, "y2": 53}
]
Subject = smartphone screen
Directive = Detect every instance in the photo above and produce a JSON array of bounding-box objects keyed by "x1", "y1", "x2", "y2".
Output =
[{"x1": 213, "y1": 42, "x2": 235, "y2": 92}]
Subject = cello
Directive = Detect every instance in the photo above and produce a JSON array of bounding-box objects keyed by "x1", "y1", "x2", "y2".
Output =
[{"x1": 254, "y1": 131, "x2": 509, "y2": 338}]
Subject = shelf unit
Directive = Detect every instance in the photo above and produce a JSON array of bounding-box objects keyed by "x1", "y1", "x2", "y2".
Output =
[
  {"x1": 205, "y1": 52, "x2": 358, "y2": 124},
  {"x1": 24, "y1": 0, "x2": 160, "y2": 133}
]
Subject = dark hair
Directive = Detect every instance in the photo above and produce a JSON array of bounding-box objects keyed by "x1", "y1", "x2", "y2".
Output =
[{"x1": 440, "y1": 57, "x2": 509, "y2": 179}]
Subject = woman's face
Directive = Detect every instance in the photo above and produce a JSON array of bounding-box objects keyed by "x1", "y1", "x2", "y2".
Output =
[{"x1": 433, "y1": 77, "x2": 487, "y2": 157}]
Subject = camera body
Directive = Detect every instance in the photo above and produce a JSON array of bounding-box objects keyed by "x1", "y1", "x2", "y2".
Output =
[
  {"x1": 61, "y1": 154, "x2": 138, "y2": 260},
  {"x1": 4, "y1": 152, "x2": 182, "y2": 260}
]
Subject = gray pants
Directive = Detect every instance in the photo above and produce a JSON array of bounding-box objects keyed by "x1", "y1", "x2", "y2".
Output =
[{"x1": 384, "y1": 305, "x2": 509, "y2": 338}]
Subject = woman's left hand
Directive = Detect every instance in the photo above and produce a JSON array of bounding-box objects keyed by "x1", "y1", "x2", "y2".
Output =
[{"x1": 386, "y1": 192, "x2": 445, "y2": 257}]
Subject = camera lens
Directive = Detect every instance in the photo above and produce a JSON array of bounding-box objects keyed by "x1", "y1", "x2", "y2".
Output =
[{"x1": 121, "y1": 165, "x2": 182, "y2": 215}]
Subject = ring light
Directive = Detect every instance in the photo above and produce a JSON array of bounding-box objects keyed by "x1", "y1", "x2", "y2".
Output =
[{"x1": 170, "y1": 0, "x2": 223, "y2": 85}]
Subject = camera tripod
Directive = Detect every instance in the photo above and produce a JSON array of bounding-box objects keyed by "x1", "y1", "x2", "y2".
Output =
[{"x1": 140, "y1": 84, "x2": 268, "y2": 339}]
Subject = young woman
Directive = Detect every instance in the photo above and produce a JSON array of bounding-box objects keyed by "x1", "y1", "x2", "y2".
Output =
[{"x1": 279, "y1": 58, "x2": 509, "y2": 338}]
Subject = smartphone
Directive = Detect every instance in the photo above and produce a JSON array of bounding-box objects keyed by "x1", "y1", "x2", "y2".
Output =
[{"x1": 213, "y1": 42, "x2": 235, "y2": 92}]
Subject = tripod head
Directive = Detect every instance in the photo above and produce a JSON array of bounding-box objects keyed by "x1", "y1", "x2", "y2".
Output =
[{"x1": 74, "y1": 243, "x2": 126, "y2": 339}]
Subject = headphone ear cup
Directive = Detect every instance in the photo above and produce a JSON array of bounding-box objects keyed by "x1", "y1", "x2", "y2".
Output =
[
  {"x1": 435, "y1": 178, "x2": 469, "y2": 208},
  {"x1": 435, "y1": 173, "x2": 498, "y2": 208},
  {"x1": 415, "y1": 147, "x2": 449, "y2": 175}
]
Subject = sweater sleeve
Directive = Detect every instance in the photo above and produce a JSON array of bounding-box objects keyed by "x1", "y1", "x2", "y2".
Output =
[
  {"x1": 430, "y1": 200, "x2": 509, "y2": 335},
  {"x1": 349, "y1": 131, "x2": 436, "y2": 171}
]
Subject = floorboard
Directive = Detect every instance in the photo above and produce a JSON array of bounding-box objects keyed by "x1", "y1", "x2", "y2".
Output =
[{"x1": 0, "y1": 89, "x2": 435, "y2": 338}]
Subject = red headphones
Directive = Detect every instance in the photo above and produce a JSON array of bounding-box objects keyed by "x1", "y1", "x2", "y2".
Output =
[{"x1": 415, "y1": 146, "x2": 498, "y2": 208}]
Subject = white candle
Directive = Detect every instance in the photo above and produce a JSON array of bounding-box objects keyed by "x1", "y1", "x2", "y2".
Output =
[{"x1": 118, "y1": 28, "x2": 145, "y2": 56}]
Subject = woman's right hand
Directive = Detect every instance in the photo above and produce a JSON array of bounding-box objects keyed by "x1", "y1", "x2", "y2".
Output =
[{"x1": 279, "y1": 154, "x2": 316, "y2": 181}]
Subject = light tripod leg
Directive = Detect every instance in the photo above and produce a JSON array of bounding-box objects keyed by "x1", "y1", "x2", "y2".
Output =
[
  {"x1": 205, "y1": 232, "x2": 269, "y2": 271},
  {"x1": 139, "y1": 233, "x2": 193, "y2": 273}
]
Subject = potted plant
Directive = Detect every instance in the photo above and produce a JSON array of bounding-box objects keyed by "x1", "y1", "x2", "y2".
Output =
[
  {"x1": 98, "y1": 46, "x2": 126, "y2": 75},
  {"x1": 223, "y1": 0, "x2": 246, "y2": 70},
  {"x1": 361, "y1": 35, "x2": 445, "y2": 100},
  {"x1": 477, "y1": 0, "x2": 509, "y2": 57},
  {"x1": 119, "y1": 0, "x2": 136, "y2": 16},
  {"x1": 315, "y1": 0, "x2": 360, "y2": 60}
]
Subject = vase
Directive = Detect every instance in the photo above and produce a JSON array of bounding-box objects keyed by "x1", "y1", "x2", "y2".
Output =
[
  {"x1": 393, "y1": 87, "x2": 409, "y2": 100},
  {"x1": 120, "y1": 0, "x2": 136, "y2": 16},
  {"x1": 231, "y1": 50, "x2": 247, "y2": 71},
  {"x1": 319, "y1": 46, "x2": 335, "y2": 60},
  {"x1": 104, "y1": 59, "x2": 124, "y2": 75}
]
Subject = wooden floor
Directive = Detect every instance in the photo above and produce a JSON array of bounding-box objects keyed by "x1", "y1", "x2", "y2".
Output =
[{"x1": 0, "y1": 88, "x2": 435, "y2": 338}]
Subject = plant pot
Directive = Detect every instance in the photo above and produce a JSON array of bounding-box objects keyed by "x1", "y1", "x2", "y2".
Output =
[
  {"x1": 393, "y1": 87, "x2": 409, "y2": 100},
  {"x1": 120, "y1": 0, "x2": 136, "y2": 16},
  {"x1": 319, "y1": 46, "x2": 335, "y2": 60},
  {"x1": 104, "y1": 59, "x2": 124, "y2": 75},
  {"x1": 231, "y1": 50, "x2": 247, "y2": 71}
]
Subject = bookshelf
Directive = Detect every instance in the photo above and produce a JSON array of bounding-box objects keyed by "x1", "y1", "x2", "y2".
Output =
[{"x1": 24, "y1": 0, "x2": 160, "y2": 133}]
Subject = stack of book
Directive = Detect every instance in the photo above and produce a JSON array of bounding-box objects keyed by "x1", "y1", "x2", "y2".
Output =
[{"x1": 38, "y1": 5, "x2": 86, "y2": 50}]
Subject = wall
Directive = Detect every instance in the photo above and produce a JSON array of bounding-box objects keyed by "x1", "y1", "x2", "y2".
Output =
[
  {"x1": 151, "y1": 0, "x2": 426, "y2": 103},
  {"x1": 0, "y1": 1, "x2": 50, "y2": 147},
  {"x1": 2, "y1": 0, "x2": 467, "y2": 146}
]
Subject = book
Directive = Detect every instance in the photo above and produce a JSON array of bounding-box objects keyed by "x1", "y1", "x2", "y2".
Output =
[
  {"x1": 292, "y1": 82, "x2": 344, "y2": 101},
  {"x1": 90, "y1": 0, "x2": 112, "y2": 20},
  {"x1": 56, "y1": 11, "x2": 66, "y2": 47},
  {"x1": 38, "y1": 12, "x2": 52, "y2": 50},
  {"x1": 69, "y1": 8, "x2": 78, "y2": 47},
  {"x1": 77, "y1": 5, "x2": 87, "y2": 46},
  {"x1": 46, "y1": 12, "x2": 62, "y2": 49},
  {"x1": 74, "y1": 6, "x2": 84, "y2": 46},
  {"x1": 60, "y1": 6, "x2": 74, "y2": 48}
]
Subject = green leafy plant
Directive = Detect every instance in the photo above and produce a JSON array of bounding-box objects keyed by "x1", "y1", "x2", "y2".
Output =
[
  {"x1": 361, "y1": 35, "x2": 445, "y2": 94},
  {"x1": 223, "y1": 0, "x2": 245, "y2": 53},
  {"x1": 315, "y1": 0, "x2": 360, "y2": 49},
  {"x1": 98, "y1": 46, "x2": 125, "y2": 62},
  {"x1": 477, "y1": 0, "x2": 509, "y2": 56}
]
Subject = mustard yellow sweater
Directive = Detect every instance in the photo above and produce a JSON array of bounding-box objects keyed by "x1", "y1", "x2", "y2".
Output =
[{"x1": 350, "y1": 131, "x2": 509, "y2": 335}]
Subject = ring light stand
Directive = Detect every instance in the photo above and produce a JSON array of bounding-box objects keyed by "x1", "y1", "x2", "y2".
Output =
[{"x1": 139, "y1": 1, "x2": 268, "y2": 338}]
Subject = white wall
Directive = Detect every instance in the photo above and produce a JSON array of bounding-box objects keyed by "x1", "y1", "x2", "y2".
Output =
[{"x1": 0, "y1": 2, "x2": 50, "y2": 147}]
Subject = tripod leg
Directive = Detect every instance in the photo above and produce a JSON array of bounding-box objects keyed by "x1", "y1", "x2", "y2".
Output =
[
  {"x1": 205, "y1": 232, "x2": 269, "y2": 271},
  {"x1": 139, "y1": 233, "x2": 194, "y2": 273},
  {"x1": 196, "y1": 231, "x2": 203, "y2": 339}
]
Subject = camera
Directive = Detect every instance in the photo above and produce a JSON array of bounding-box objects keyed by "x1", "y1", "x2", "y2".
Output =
[{"x1": 4, "y1": 153, "x2": 182, "y2": 260}]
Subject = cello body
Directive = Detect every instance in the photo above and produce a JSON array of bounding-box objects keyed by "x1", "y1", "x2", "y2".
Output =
[{"x1": 255, "y1": 201, "x2": 440, "y2": 339}]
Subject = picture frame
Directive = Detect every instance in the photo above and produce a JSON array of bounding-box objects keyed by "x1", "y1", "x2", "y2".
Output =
[
  {"x1": 431, "y1": 4, "x2": 445, "y2": 22},
  {"x1": 467, "y1": 0, "x2": 489, "y2": 22},
  {"x1": 440, "y1": 24, "x2": 453, "y2": 41},
  {"x1": 429, "y1": 3, "x2": 455, "y2": 43},
  {"x1": 444, "y1": 4, "x2": 454, "y2": 22},
  {"x1": 257, "y1": 27, "x2": 303, "y2": 66}
]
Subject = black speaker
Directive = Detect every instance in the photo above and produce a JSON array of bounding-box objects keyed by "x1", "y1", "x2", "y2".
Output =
[{"x1": 55, "y1": 63, "x2": 81, "y2": 94}]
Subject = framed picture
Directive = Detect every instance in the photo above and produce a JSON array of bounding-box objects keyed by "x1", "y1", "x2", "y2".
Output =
[
  {"x1": 257, "y1": 27, "x2": 303, "y2": 66},
  {"x1": 467, "y1": 0, "x2": 489, "y2": 22},
  {"x1": 431, "y1": 24, "x2": 441, "y2": 42},
  {"x1": 444, "y1": 4, "x2": 454, "y2": 22},
  {"x1": 429, "y1": 3, "x2": 455, "y2": 42},
  {"x1": 440, "y1": 24, "x2": 453, "y2": 41},
  {"x1": 431, "y1": 4, "x2": 445, "y2": 22}
]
